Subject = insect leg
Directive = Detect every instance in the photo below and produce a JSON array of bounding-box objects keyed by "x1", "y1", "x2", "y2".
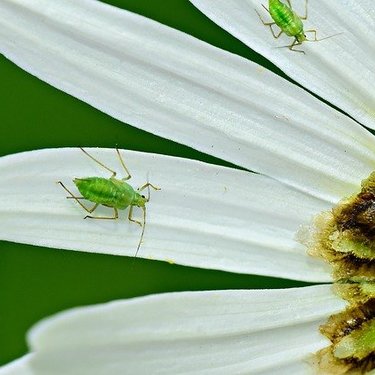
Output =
[
  {"x1": 305, "y1": 30, "x2": 343, "y2": 43},
  {"x1": 305, "y1": 29, "x2": 318, "y2": 41},
  {"x1": 138, "y1": 182, "x2": 160, "y2": 192},
  {"x1": 57, "y1": 181, "x2": 99, "y2": 213},
  {"x1": 115, "y1": 148, "x2": 132, "y2": 181},
  {"x1": 272, "y1": 29, "x2": 283, "y2": 39},
  {"x1": 255, "y1": 9, "x2": 283, "y2": 39},
  {"x1": 255, "y1": 9, "x2": 274, "y2": 25},
  {"x1": 305, "y1": 29, "x2": 319, "y2": 42},
  {"x1": 289, "y1": 38, "x2": 305, "y2": 53},
  {"x1": 299, "y1": 0, "x2": 308, "y2": 20},
  {"x1": 261, "y1": 4, "x2": 270, "y2": 14},
  {"x1": 265, "y1": 25, "x2": 283, "y2": 38},
  {"x1": 288, "y1": 0, "x2": 307, "y2": 19},
  {"x1": 128, "y1": 205, "x2": 142, "y2": 227},
  {"x1": 84, "y1": 207, "x2": 119, "y2": 220},
  {"x1": 80, "y1": 148, "x2": 117, "y2": 178}
]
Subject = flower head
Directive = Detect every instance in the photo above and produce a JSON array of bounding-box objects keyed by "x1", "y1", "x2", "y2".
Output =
[{"x1": 0, "y1": 0, "x2": 374, "y2": 373}]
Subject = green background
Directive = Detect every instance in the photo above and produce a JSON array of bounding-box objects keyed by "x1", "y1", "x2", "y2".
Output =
[{"x1": 0, "y1": 0, "x2": 309, "y2": 365}]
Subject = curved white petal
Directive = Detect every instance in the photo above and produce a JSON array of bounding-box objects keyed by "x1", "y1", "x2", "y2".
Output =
[
  {"x1": 16, "y1": 285, "x2": 344, "y2": 374},
  {"x1": 0, "y1": 356, "x2": 33, "y2": 375},
  {"x1": 0, "y1": 1, "x2": 374, "y2": 202},
  {"x1": 190, "y1": 0, "x2": 375, "y2": 131},
  {"x1": 0, "y1": 148, "x2": 331, "y2": 281}
]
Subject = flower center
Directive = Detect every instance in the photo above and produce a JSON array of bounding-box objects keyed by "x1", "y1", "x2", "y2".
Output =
[
  {"x1": 316, "y1": 298, "x2": 375, "y2": 373},
  {"x1": 303, "y1": 172, "x2": 375, "y2": 373},
  {"x1": 305, "y1": 172, "x2": 375, "y2": 282}
]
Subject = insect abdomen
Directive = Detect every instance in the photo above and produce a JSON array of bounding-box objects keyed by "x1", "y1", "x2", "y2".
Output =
[
  {"x1": 269, "y1": 0, "x2": 303, "y2": 37},
  {"x1": 74, "y1": 177, "x2": 134, "y2": 209}
]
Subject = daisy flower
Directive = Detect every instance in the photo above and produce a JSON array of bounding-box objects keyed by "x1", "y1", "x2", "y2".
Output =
[{"x1": 0, "y1": 0, "x2": 374, "y2": 373}]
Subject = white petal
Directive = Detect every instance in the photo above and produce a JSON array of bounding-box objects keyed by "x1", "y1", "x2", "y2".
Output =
[
  {"x1": 0, "y1": 148, "x2": 330, "y2": 281},
  {"x1": 0, "y1": 0, "x2": 374, "y2": 202},
  {"x1": 19, "y1": 285, "x2": 344, "y2": 374},
  {"x1": 190, "y1": 0, "x2": 375, "y2": 130},
  {"x1": 0, "y1": 355, "x2": 33, "y2": 375}
]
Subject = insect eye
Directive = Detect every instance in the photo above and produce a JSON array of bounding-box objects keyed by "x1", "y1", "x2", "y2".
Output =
[{"x1": 141, "y1": 195, "x2": 145, "y2": 198}]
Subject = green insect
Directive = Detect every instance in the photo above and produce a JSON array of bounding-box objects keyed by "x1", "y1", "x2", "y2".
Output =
[
  {"x1": 58, "y1": 148, "x2": 160, "y2": 257},
  {"x1": 256, "y1": 0, "x2": 334, "y2": 53}
]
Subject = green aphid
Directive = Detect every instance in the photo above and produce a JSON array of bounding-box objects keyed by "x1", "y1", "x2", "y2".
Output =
[
  {"x1": 256, "y1": 0, "x2": 335, "y2": 53},
  {"x1": 58, "y1": 148, "x2": 160, "y2": 258}
]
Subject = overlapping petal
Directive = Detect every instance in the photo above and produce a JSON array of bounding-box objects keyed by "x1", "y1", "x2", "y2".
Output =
[
  {"x1": 0, "y1": 148, "x2": 330, "y2": 281},
  {"x1": 0, "y1": 285, "x2": 345, "y2": 374},
  {"x1": 190, "y1": 0, "x2": 375, "y2": 131},
  {"x1": 1, "y1": 0, "x2": 374, "y2": 203}
]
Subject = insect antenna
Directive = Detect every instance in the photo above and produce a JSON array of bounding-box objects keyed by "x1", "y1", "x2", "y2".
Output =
[
  {"x1": 79, "y1": 147, "x2": 117, "y2": 177},
  {"x1": 274, "y1": 42, "x2": 305, "y2": 54},
  {"x1": 132, "y1": 175, "x2": 160, "y2": 263},
  {"x1": 133, "y1": 177, "x2": 150, "y2": 259},
  {"x1": 135, "y1": 206, "x2": 146, "y2": 259}
]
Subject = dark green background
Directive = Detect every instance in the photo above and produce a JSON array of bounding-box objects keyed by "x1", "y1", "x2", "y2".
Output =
[{"x1": 0, "y1": 0, "x2": 309, "y2": 365}]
